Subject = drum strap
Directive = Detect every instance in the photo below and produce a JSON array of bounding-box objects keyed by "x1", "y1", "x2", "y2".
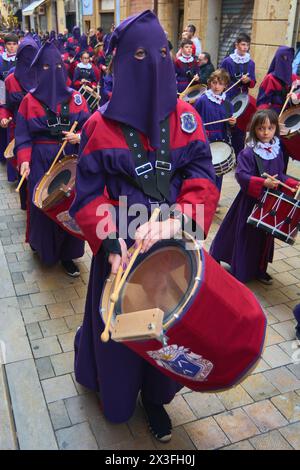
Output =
[
  {"x1": 234, "y1": 62, "x2": 248, "y2": 80},
  {"x1": 254, "y1": 153, "x2": 265, "y2": 177},
  {"x1": 121, "y1": 118, "x2": 172, "y2": 202},
  {"x1": 43, "y1": 103, "x2": 71, "y2": 138},
  {"x1": 224, "y1": 101, "x2": 232, "y2": 142}
]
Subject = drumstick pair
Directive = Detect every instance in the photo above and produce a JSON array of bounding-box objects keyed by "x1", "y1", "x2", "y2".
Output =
[
  {"x1": 16, "y1": 121, "x2": 79, "y2": 193},
  {"x1": 179, "y1": 75, "x2": 199, "y2": 99},
  {"x1": 204, "y1": 117, "x2": 233, "y2": 126},
  {"x1": 101, "y1": 208, "x2": 161, "y2": 343},
  {"x1": 262, "y1": 173, "x2": 297, "y2": 193},
  {"x1": 226, "y1": 73, "x2": 249, "y2": 94},
  {"x1": 279, "y1": 84, "x2": 296, "y2": 119}
]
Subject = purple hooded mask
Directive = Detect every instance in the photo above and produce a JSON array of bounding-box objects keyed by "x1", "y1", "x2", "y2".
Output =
[
  {"x1": 102, "y1": 10, "x2": 177, "y2": 149},
  {"x1": 30, "y1": 41, "x2": 73, "y2": 113},
  {"x1": 79, "y1": 34, "x2": 88, "y2": 51},
  {"x1": 14, "y1": 36, "x2": 39, "y2": 93},
  {"x1": 268, "y1": 46, "x2": 294, "y2": 86},
  {"x1": 72, "y1": 26, "x2": 81, "y2": 41},
  {"x1": 50, "y1": 30, "x2": 56, "y2": 41}
]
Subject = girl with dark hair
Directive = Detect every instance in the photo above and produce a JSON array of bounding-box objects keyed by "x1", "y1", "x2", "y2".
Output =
[
  {"x1": 210, "y1": 109, "x2": 299, "y2": 284},
  {"x1": 73, "y1": 51, "x2": 97, "y2": 91}
]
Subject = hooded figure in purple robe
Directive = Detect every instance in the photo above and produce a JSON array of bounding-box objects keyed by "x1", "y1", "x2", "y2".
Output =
[
  {"x1": 15, "y1": 41, "x2": 90, "y2": 271},
  {"x1": 267, "y1": 46, "x2": 294, "y2": 87},
  {"x1": 49, "y1": 30, "x2": 56, "y2": 41},
  {"x1": 57, "y1": 33, "x2": 65, "y2": 53},
  {"x1": 102, "y1": 13, "x2": 177, "y2": 148},
  {"x1": 69, "y1": 10, "x2": 218, "y2": 441},
  {"x1": 14, "y1": 35, "x2": 39, "y2": 93},
  {"x1": 72, "y1": 26, "x2": 81, "y2": 42}
]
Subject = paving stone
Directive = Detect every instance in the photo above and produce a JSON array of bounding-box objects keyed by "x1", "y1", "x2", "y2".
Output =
[
  {"x1": 267, "y1": 304, "x2": 295, "y2": 322},
  {"x1": 287, "y1": 363, "x2": 300, "y2": 380},
  {"x1": 183, "y1": 392, "x2": 226, "y2": 418},
  {"x1": 165, "y1": 395, "x2": 196, "y2": 426},
  {"x1": 104, "y1": 435, "x2": 156, "y2": 451},
  {"x1": 262, "y1": 345, "x2": 292, "y2": 368},
  {"x1": 249, "y1": 430, "x2": 292, "y2": 450},
  {"x1": 243, "y1": 399, "x2": 288, "y2": 433},
  {"x1": 26, "y1": 322, "x2": 43, "y2": 341},
  {"x1": 265, "y1": 326, "x2": 285, "y2": 346},
  {"x1": 47, "y1": 302, "x2": 74, "y2": 319},
  {"x1": 50, "y1": 351, "x2": 74, "y2": 376},
  {"x1": 17, "y1": 295, "x2": 32, "y2": 309},
  {"x1": 217, "y1": 385, "x2": 254, "y2": 410},
  {"x1": 70, "y1": 298, "x2": 85, "y2": 314},
  {"x1": 42, "y1": 374, "x2": 77, "y2": 403},
  {"x1": 0, "y1": 301, "x2": 32, "y2": 363},
  {"x1": 272, "y1": 321, "x2": 297, "y2": 341},
  {"x1": 153, "y1": 426, "x2": 196, "y2": 451},
  {"x1": 35, "y1": 357, "x2": 55, "y2": 380},
  {"x1": 273, "y1": 272, "x2": 300, "y2": 286},
  {"x1": 242, "y1": 373, "x2": 280, "y2": 401},
  {"x1": 65, "y1": 394, "x2": 102, "y2": 425},
  {"x1": 11, "y1": 272, "x2": 24, "y2": 284},
  {"x1": 184, "y1": 417, "x2": 230, "y2": 450},
  {"x1": 30, "y1": 292, "x2": 56, "y2": 307},
  {"x1": 15, "y1": 282, "x2": 40, "y2": 296},
  {"x1": 39, "y1": 318, "x2": 69, "y2": 337},
  {"x1": 31, "y1": 337, "x2": 62, "y2": 358},
  {"x1": 56, "y1": 422, "x2": 98, "y2": 450},
  {"x1": 279, "y1": 422, "x2": 300, "y2": 450},
  {"x1": 222, "y1": 440, "x2": 254, "y2": 450},
  {"x1": 90, "y1": 414, "x2": 132, "y2": 449},
  {"x1": 6, "y1": 359, "x2": 57, "y2": 449},
  {"x1": 279, "y1": 285, "x2": 300, "y2": 301},
  {"x1": 271, "y1": 392, "x2": 300, "y2": 423},
  {"x1": 251, "y1": 358, "x2": 271, "y2": 374},
  {"x1": 48, "y1": 400, "x2": 72, "y2": 431},
  {"x1": 21, "y1": 306, "x2": 49, "y2": 324},
  {"x1": 0, "y1": 366, "x2": 17, "y2": 449},
  {"x1": 53, "y1": 288, "x2": 79, "y2": 303},
  {"x1": 71, "y1": 373, "x2": 90, "y2": 395},
  {"x1": 58, "y1": 331, "x2": 75, "y2": 352},
  {"x1": 264, "y1": 367, "x2": 300, "y2": 393},
  {"x1": 65, "y1": 314, "x2": 83, "y2": 331},
  {"x1": 214, "y1": 409, "x2": 260, "y2": 443}
]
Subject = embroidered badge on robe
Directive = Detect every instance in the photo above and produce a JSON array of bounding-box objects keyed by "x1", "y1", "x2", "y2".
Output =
[
  {"x1": 180, "y1": 113, "x2": 198, "y2": 134},
  {"x1": 74, "y1": 94, "x2": 82, "y2": 106}
]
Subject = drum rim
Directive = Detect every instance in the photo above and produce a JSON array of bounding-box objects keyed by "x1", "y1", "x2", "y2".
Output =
[
  {"x1": 231, "y1": 93, "x2": 249, "y2": 118},
  {"x1": 279, "y1": 106, "x2": 300, "y2": 134},
  {"x1": 100, "y1": 232, "x2": 203, "y2": 332},
  {"x1": 247, "y1": 216, "x2": 297, "y2": 245},
  {"x1": 180, "y1": 84, "x2": 207, "y2": 102},
  {"x1": 265, "y1": 188, "x2": 300, "y2": 205}
]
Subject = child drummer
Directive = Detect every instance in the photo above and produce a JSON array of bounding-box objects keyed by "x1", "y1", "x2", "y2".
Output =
[
  {"x1": 174, "y1": 39, "x2": 200, "y2": 94},
  {"x1": 194, "y1": 69, "x2": 236, "y2": 195},
  {"x1": 210, "y1": 109, "x2": 299, "y2": 285}
]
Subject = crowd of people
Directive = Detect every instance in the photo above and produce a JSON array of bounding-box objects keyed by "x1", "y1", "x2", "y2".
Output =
[{"x1": 0, "y1": 11, "x2": 300, "y2": 444}]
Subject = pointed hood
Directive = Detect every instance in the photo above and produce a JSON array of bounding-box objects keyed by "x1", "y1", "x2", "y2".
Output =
[
  {"x1": 268, "y1": 46, "x2": 294, "y2": 86},
  {"x1": 14, "y1": 35, "x2": 39, "y2": 92}
]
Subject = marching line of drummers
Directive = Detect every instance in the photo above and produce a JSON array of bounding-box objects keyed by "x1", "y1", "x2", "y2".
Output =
[{"x1": 0, "y1": 13, "x2": 300, "y2": 443}]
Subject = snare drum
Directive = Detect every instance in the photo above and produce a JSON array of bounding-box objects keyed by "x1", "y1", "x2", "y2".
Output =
[
  {"x1": 79, "y1": 84, "x2": 100, "y2": 112},
  {"x1": 33, "y1": 155, "x2": 84, "y2": 239},
  {"x1": 180, "y1": 84, "x2": 207, "y2": 105},
  {"x1": 210, "y1": 141, "x2": 235, "y2": 176},
  {"x1": 279, "y1": 106, "x2": 300, "y2": 162},
  {"x1": 231, "y1": 93, "x2": 257, "y2": 132},
  {"x1": 100, "y1": 235, "x2": 266, "y2": 392},
  {"x1": 247, "y1": 188, "x2": 300, "y2": 245}
]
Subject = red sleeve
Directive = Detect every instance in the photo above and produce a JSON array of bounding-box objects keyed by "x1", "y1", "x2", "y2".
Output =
[{"x1": 247, "y1": 176, "x2": 265, "y2": 199}]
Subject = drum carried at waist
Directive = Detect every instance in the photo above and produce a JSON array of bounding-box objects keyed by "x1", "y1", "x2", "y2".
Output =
[
  {"x1": 279, "y1": 106, "x2": 300, "y2": 162},
  {"x1": 180, "y1": 84, "x2": 207, "y2": 105},
  {"x1": 100, "y1": 234, "x2": 266, "y2": 392},
  {"x1": 79, "y1": 84, "x2": 100, "y2": 112},
  {"x1": 247, "y1": 188, "x2": 300, "y2": 245},
  {"x1": 33, "y1": 154, "x2": 84, "y2": 239},
  {"x1": 210, "y1": 141, "x2": 235, "y2": 177},
  {"x1": 231, "y1": 93, "x2": 257, "y2": 132}
]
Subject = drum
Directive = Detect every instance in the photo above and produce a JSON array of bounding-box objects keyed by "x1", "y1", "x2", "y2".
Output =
[
  {"x1": 279, "y1": 106, "x2": 300, "y2": 162},
  {"x1": 4, "y1": 138, "x2": 15, "y2": 159},
  {"x1": 210, "y1": 141, "x2": 235, "y2": 176},
  {"x1": 100, "y1": 235, "x2": 266, "y2": 392},
  {"x1": 231, "y1": 93, "x2": 257, "y2": 132},
  {"x1": 33, "y1": 155, "x2": 84, "y2": 239},
  {"x1": 79, "y1": 84, "x2": 100, "y2": 112},
  {"x1": 180, "y1": 84, "x2": 207, "y2": 105},
  {"x1": 247, "y1": 188, "x2": 300, "y2": 245}
]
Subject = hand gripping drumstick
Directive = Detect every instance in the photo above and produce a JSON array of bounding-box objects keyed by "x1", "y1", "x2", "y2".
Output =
[
  {"x1": 100, "y1": 208, "x2": 161, "y2": 343},
  {"x1": 179, "y1": 75, "x2": 198, "y2": 99},
  {"x1": 46, "y1": 121, "x2": 78, "y2": 176},
  {"x1": 279, "y1": 85, "x2": 296, "y2": 119},
  {"x1": 262, "y1": 173, "x2": 296, "y2": 193},
  {"x1": 226, "y1": 73, "x2": 249, "y2": 94},
  {"x1": 204, "y1": 117, "x2": 233, "y2": 126},
  {"x1": 15, "y1": 171, "x2": 28, "y2": 193}
]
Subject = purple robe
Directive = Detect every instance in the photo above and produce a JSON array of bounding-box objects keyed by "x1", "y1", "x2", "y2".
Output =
[{"x1": 210, "y1": 146, "x2": 292, "y2": 283}]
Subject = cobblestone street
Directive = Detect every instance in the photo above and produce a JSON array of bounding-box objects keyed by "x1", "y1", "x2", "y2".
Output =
[{"x1": 1, "y1": 160, "x2": 300, "y2": 451}]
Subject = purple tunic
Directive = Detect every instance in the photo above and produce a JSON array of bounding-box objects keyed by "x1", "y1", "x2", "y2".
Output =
[{"x1": 210, "y1": 146, "x2": 290, "y2": 283}]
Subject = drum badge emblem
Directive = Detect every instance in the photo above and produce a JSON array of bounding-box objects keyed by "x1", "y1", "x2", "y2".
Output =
[
  {"x1": 74, "y1": 94, "x2": 82, "y2": 106},
  {"x1": 147, "y1": 345, "x2": 213, "y2": 381},
  {"x1": 180, "y1": 113, "x2": 198, "y2": 134},
  {"x1": 56, "y1": 211, "x2": 83, "y2": 235}
]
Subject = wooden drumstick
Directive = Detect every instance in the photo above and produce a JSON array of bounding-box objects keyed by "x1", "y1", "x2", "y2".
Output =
[
  {"x1": 179, "y1": 75, "x2": 198, "y2": 99},
  {"x1": 279, "y1": 85, "x2": 295, "y2": 118},
  {"x1": 204, "y1": 117, "x2": 232, "y2": 126},
  {"x1": 46, "y1": 121, "x2": 78, "y2": 176},
  {"x1": 226, "y1": 73, "x2": 249, "y2": 94},
  {"x1": 101, "y1": 265, "x2": 123, "y2": 343},
  {"x1": 262, "y1": 173, "x2": 296, "y2": 192},
  {"x1": 15, "y1": 171, "x2": 28, "y2": 193},
  {"x1": 294, "y1": 185, "x2": 300, "y2": 200}
]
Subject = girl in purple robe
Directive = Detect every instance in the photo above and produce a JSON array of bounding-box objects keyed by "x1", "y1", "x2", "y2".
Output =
[
  {"x1": 69, "y1": 11, "x2": 218, "y2": 442},
  {"x1": 210, "y1": 109, "x2": 299, "y2": 284},
  {"x1": 220, "y1": 33, "x2": 256, "y2": 157},
  {"x1": 194, "y1": 69, "x2": 236, "y2": 193},
  {"x1": 72, "y1": 51, "x2": 97, "y2": 91},
  {"x1": 15, "y1": 42, "x2": 90, "y2": 276}
]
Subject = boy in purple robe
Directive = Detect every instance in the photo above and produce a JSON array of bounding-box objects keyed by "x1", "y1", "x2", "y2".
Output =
[
  {"x1": 69, "y1": 10, "x2": 218, "y2": 442},
  {"x1": 210, "y1": 109, "x2": 299, "y2": 285},
  {"x1": 174, "y1": 39, "x2": 200, "y2": 94},
  {"x1": 15, "y1": 42, "x2": 90, "y2": 276},
  {"x1": 220, "y1": 33, "x2": 256, "y2": 156},
  {"x1": 194, "y1": 69, "x2": 236, "y2": 193}
]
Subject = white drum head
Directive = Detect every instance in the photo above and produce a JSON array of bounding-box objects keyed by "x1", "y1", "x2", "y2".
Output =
[
  {"x1": 210, "y1": 141, "x2": 232, "y2": 165},
  {"x1": 232, "y1": 94, "x2": 249, "y2": 119}
]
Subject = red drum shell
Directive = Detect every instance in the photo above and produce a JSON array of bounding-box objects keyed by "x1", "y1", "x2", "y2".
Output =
[
  {"x1": 247, "y1": 189, "x2": 300, "y2": 245},
  {"x1": 101, "y1": 244, "x2": 266, "y2": 392},
  {"x1": 232, "y1": 94, "x2": 257, "y2": 132},
  {"x1": 281, "y1": 135, "x2": 300, "y2": 162}
]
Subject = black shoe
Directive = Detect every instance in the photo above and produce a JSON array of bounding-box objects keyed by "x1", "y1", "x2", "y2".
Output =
[
  {"x1": 61, "y1": 260, "x2": 80, "y2": 277},
  {"x1": 296, "y1": 328, "x2": 300, "y2": 342},
  {"x1": 257, "y1": 272, "x2": 273, "y2": 285},
  {"x1": 141, "y1": 394, "x2": 172, "y2": 443}
]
